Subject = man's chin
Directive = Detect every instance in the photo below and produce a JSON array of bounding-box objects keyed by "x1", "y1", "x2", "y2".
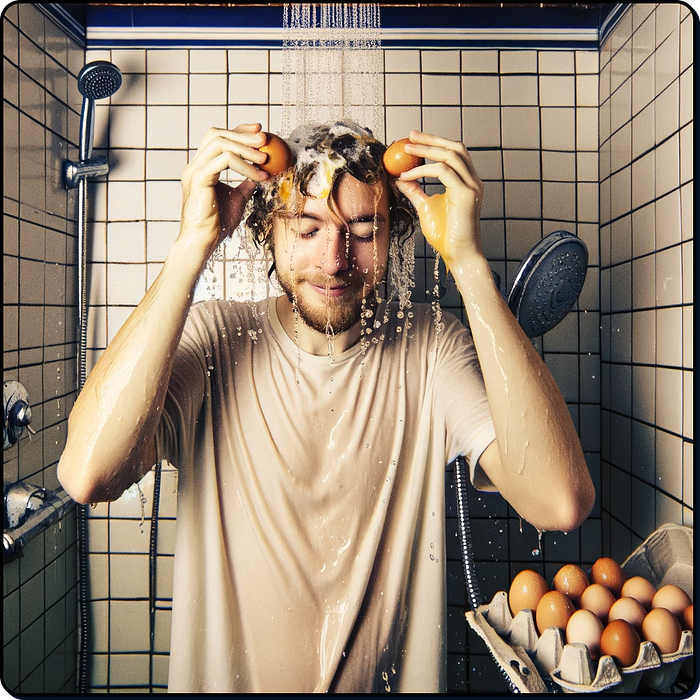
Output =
[
  {"x1": 297, "y1": 299, "x2": 362, "y2": 335},
  {"x1": 288, "y1": 283, "x2": 371, "y2": 335}
]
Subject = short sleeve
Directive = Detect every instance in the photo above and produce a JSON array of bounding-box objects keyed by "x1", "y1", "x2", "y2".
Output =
[
  {"x1": 154, "y1": 306, "x2": 209, "y2": 468},
  {"x1": 434, "y1": 312, "x2": 497, "y2": 492}
]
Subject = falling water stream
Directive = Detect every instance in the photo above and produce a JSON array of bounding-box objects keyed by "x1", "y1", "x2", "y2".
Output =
[
  {"x1": 193, "y1": 3, "x2": 449, "y2": 370},
  {"x1": 282, "y1": 3, "x2": 383, "y2": 138}
]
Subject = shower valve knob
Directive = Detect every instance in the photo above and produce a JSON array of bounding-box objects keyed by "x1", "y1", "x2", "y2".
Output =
[
  {"x1": 3, "y1": 381, "x2": 33, "y2": 449},
  {"x1": 10, "y1": 401, "x2": 32, "y2": 427}
]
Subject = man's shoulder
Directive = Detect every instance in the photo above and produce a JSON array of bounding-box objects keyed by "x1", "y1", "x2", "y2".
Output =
[
  {"x1": 395, "y1": 301, "x2": 464, "y2": 331},
  {"x1": 188, "y1": 297, "x2": 271, "y2": 330},
  {"x1": 190, "y1": 297, "x2": 268, "y2": 316}
]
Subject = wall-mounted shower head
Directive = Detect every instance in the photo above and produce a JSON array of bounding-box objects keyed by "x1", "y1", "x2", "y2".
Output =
[
  {"x1": 507, "y1": 231, "x2": 588, "y2": 338},
  {"x1": 77, "y1": 61, "x2": 122, "y2": 162}
]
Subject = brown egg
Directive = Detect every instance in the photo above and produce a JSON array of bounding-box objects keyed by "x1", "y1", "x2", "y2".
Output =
[
  {"x1": 600, "y1": 619, "x2": 641, "y2": 668},
  {"x1": 652, "y1": 584, "x2": 692, "y2": 619},
  {"x1": 566, "y1": 609, "x2": 605, "y2": 660},
  {"x1": 580, "y1": 583, "x2": 616, "y2": 623},
  {"x1": 682, "y1": 604, "x2": 693, "y2": 631},
  {"x1": 642, "y1": 607, "x2": 683, "y2": 655},
  {"x1": 259, "y1": 133, "x2": 294, "y2": 175},
  {"x1": 382, "y1": 138, "x2": 425, "y2": 177},
  {"x1": 608, "y1": 597, "x2": 647, "y2": 633},
  {"x1": 590, "y1": 557, "x2": 626, "y2": 597},
  {"x1": 509, "y1": 569, "x2": 550, "y2": 617},
  {"x1": 536, "y1": 590, "x2": 576, "y2": 635},
  {"x1": 621, "y1": 576, "x2": 656, "y2": 610},
  {"x1": 553, "y1": 564, "x2": 589, "y2": 607}
]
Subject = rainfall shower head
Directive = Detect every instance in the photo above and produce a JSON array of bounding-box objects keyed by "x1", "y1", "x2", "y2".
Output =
[
  {"x1": 507, "y1": 231, "x2": 588, "y2": 338},
  {"x1": 77, "y1": 61, "x2": 122, "y2": 162},
  {"x1": 78, "y1": 60, "x2": 122, "y2": 100}
]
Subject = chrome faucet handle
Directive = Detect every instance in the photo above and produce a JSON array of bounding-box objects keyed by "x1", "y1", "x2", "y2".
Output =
[{"x1": 4, "y1": 482, "x2": 47, "y2": 529}]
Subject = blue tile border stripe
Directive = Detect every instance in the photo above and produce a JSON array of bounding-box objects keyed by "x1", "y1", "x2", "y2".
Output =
[{"x1": 84, "y1": 26, "x2": 600, "y2": 50}]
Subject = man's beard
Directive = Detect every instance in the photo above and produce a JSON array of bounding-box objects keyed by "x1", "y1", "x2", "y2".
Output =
[{"x1": 276, "y1": 270, "x2": 376, "y2": 335}]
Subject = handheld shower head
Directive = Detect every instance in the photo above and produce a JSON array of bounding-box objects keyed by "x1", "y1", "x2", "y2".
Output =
[
  {"x1": 77, "y1": 61, "x2": 122, "y2": 161},
  {"x1": 78, "y1": 60, "x2": 122, "y2": 100}
]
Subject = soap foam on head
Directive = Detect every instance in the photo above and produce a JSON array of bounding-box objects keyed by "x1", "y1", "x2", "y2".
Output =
[{"x1": 287, "y1": 120, "x2": 382, "y2": 199}]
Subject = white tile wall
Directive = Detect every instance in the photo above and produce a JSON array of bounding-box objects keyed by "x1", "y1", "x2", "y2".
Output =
[
  {"x1": 75, "y1": 12, "x2": 695, "y2": 685},
  {"x1": 599, "y1": 4, "x2": 693, "y2": 551},
  {"x1": 462, "y1": 75, "x2": 499, "y2": 105}
]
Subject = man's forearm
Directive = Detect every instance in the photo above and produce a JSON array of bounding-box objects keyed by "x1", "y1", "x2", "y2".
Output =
[
  {"x1": 452, "y1": 253, "x2": 594, "y2": 531},
  {"x1": 58, "y1": 236, "x2": 205, "y2": 503}
]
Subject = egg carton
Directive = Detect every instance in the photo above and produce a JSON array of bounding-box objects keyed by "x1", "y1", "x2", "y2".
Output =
[
  {"x1": 622, "y1": 523, "x2": 695, "y2": 693},
  {"x1": 551, "y1": 638, "x2": 661, "y2": 694},
  {"x1": 465, "y1": 524, "x2": 694, "y2": 694}
]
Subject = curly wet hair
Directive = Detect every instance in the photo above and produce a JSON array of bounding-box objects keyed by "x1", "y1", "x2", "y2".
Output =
[{"x1": 244, "y1": 121, "x2": 417, "y2": 275}]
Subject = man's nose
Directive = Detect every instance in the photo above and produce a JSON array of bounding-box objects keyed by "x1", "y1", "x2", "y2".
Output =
[{"x1": 320, "y1": 229, "x2": 349, "y2": 275}]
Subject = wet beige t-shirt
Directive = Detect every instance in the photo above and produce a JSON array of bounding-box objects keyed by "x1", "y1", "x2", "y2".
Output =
[{"x1": 156, "y1": 297, "x2": 496, "y2": 693}]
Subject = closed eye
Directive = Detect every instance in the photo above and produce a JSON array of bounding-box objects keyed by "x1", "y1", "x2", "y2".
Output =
[{"x1": 348, "y1": 222, "x2": 376, "y2": 241}]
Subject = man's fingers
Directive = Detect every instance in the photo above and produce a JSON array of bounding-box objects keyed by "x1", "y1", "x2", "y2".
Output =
[
  {"x1": 190, "y1": 151, "x2": 268, "y2": 187},
  {"x1": 394, "y1": 179, "x2": 427, "y2": 210},
  {"x1": 192, "y1": 135, "x2": 268, "y2": 169},
  {"x1": 407, "y1": 130, "x2": 481, "y2": 187},
  {"x1": 399, "y1": 161, "x2": 466, "y2": 194},
  {"x1": 193, "y1": 125, "x2": 266, "y2": 158}
]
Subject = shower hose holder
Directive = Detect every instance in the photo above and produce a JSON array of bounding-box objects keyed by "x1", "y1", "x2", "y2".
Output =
[{"x1": 64, "y1": 155, "x2": 109, "y2": 189}]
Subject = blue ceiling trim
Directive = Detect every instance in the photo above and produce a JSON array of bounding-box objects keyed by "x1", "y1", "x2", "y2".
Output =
[
  {"x1": 85, "y1": 5, "x2": 284, "y2": 29},
  {"x1": 83, "y1": 4, "x2": 606, "y2": 49},
  {"x1": 380, "y1": 6, "x2": 599, "y2": 29}
]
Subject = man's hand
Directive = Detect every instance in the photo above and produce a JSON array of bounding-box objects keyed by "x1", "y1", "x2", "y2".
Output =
[
  {"x1": 179, "y1": 123, "x2": 270, "y2": 258},
  {"x1": 392, "y1": 130, "x2": 485, "y2": 271}
]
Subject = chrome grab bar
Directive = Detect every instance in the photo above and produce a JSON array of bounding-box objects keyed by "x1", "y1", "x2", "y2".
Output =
[{"x1": 3, "y1": 486, "x2": 76, "y2": 560}]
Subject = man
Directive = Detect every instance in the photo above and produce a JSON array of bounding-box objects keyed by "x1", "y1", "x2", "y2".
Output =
[{"x1": 58, "y1": 121, "x2": 594, "y2": 693}]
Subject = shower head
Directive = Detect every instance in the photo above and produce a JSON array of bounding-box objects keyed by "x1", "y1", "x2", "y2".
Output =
[
  {"x1": 77, "y1": 61, "x2": 122, "y2": 162},
  {"x1": 78, "y1": 60, "x2": 122, "y2": 100},
  {"x1": 507, "y1": 231, "x2": 588, "y2": 338}
]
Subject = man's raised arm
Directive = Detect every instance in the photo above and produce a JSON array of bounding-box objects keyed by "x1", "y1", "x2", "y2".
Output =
[
  {"x1": 396, "y1": 130, "x2": 595, "y2": 533},
  {"x1": 58, "y1": 124, "x2": 270, "y2": 503}
]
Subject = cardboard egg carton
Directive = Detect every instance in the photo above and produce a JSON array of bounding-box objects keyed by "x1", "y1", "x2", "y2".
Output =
[
  {"x1": 464, "y1": 523, "x2": 693, "y2": 694},
  {"x1": 622, "y1": 524, "x2": 694, "y2": 693}
]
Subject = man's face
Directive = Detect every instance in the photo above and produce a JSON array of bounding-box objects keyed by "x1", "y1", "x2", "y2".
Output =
[{"x1": 272, "y1": 173, "x2": 391, "y2": 335}]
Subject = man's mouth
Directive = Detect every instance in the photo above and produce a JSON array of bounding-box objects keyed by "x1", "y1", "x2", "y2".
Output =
[
  {"x1": 308, "y1": 281, "x2": 351, "y2": 298},
  {"x1": 300, "y1": 275, "x2": 359, "y2": 297}
]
